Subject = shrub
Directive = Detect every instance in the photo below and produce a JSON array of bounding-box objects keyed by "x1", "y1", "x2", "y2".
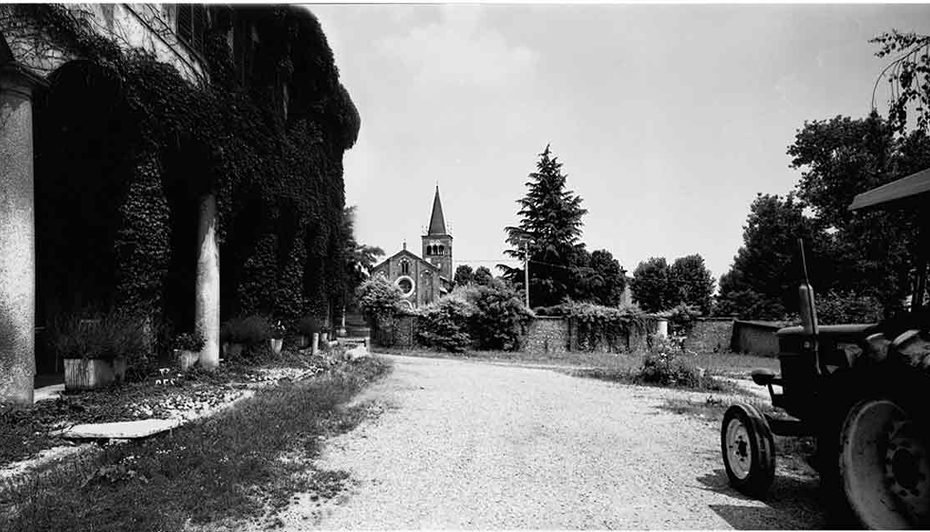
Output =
[
  {"x1": 172, "y1": 332, "x2": 205, "y2": 352},
  {"x1": 636, "y1": 335, "x2": 729, "y2": 391},
  {"x1": 417, "y1": 298, "x2": 474, "y2": 353},
  {"x1": 816, "y1": 290, "x2": 883, "y2": 324},
  {"x1": 469, "y1": 280, "x2": 533, "y2": 351},
  {"x1": 356, "y1": 277, "x2": 404, "y2": 328},
  {"x1": 297, "y1": 315, "x2": 322, "y2": 336},
  {"x1": 50, "y1": 310, "x2": 149, "y2": 361},
  {"x1": 564, "y1": 302, "x2": 645, "y2": 352},
  {"x1": 532, "y1": 305, "x2": 565, "y2": 317},
  {"x1": 659, "y1": 303, "x2": 701, "y2": 336},
  {"x1": 220, "y1": 316, "x2": 271, "y2": 344}
]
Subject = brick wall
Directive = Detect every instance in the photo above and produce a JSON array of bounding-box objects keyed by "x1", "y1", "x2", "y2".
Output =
[{"x1": 683, "y1": 318, "x2": 735, "y2": 354}]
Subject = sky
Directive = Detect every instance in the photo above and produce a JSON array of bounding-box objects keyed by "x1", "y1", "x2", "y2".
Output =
[{"x1": 310, "y1": 3, "x2": 930, "y2": 283}]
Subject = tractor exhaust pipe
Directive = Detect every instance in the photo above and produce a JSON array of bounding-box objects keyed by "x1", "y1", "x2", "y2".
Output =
[{"x1": 798, "y1": 238, "x2": 819, "y2": 337}]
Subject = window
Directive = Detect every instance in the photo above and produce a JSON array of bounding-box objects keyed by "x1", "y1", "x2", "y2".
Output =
[
  {"x1": 176, "y1": 4, "x2": 207, "y2": 55},
  {"x1": 401, "y1": 260, "x2": 410, "y2": 275},
  {"x1": 438, "y1": 245, "x2": 444, "y2": 256}
]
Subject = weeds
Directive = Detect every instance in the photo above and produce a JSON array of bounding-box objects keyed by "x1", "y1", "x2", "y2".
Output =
[{"x1": 1, "y1": 357, "x2": 391, "y2": 531}]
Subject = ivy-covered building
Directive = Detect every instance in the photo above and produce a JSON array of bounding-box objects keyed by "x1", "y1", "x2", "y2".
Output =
[
  {"x1": 0, "y1": 5, "x2": 360, "y2": 404},
  {"x1": 370, "y1": 187, "x2": 454, "y2": 309}
]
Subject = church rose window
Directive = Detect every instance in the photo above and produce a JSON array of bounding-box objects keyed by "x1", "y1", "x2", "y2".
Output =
[{"x1": 395, "y1": 276, "x2": 415, "y2": 297}]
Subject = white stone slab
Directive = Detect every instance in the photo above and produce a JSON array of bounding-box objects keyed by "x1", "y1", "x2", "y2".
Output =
[
  {"x1": 34, "y1": 383, "x2": 65, "y2": 403},
  {"x1": 61, "y1": 419, "x2": 182, "y2": 440}
]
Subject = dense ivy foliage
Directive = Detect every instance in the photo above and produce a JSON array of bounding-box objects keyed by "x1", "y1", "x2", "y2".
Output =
[
  {"x1": 14, "y1": 5, "x2": 360, "y2": 335},
  {"x1": 563, "y1": 302, "x2": 645, "y2": 353}
]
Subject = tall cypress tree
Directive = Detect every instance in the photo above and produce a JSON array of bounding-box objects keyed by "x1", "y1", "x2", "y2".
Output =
[{"x1": 504, "y1": 145, "x2": 587, "y2": 307}]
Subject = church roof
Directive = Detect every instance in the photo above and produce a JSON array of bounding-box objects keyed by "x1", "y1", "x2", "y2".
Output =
[
  {"x1": 371, "y1": 248, "x2": 440, "y2": 273},
  {"x1": 427, "y1": 186, "x2": 448, "y2": 235}
]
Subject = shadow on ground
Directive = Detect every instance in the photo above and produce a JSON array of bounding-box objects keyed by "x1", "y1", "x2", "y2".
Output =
[{"x1": 697, "y1": 468, "x2": 830, "y2": 529}]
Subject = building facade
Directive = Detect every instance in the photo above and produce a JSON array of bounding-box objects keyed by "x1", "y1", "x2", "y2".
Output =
[
  {"x1": 371, "y1": 187, "x2": 453, "y2": 309},
  {"x1": 0, "y1": 5, "x2": 358, "y2": 404}
]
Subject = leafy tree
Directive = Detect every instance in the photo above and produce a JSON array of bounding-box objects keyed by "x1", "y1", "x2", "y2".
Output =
[
  {"x1": 669, "y1": 254, "x2": 715, "y2": 315},
  {"x1": 631, "y1": 257, "x2": 676, "y2": 313},
  {"x1": 454, "y1": 264, "x2": 475, "y2": 286},
  {"x1": 474, "y1": 266, "x2": 494, "y2": 286},
  {"x1": 572, "y1": 249, "x2": 628, "y2": 306},
  {"x1": 469, "y1": 280, "x2": 532, "y2": 351},
  {"x1": 355, "y1": 277, "x2": 403, "y2": 328},
  {"x1": 715, "y1": 193, "x2": 825, "y2": 319},
  {"x1": 504, "y1": 145, "x2": 588, "y2": 307},
  {"x1": 787, "y1": 113, "x2": 929, "y2": 314},
  {"x1": 338, "y1": 206, "x2": 384, "y2": 314},
  {"x1": 872, "y1": 31, "x2": 930, "y2": 134}
]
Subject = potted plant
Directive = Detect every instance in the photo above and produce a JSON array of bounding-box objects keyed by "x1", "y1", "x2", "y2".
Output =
[
  {"x1": 220, "y1": 316, "x2": 270, "y2": 359},
  {"x1": 52, "y1": 311, "x2": 147, "y2": 391},
  {"x1": 269, "y1": 321, "x2": 286, "y2": 355},
  {"x1": 296, "y1": 316, "x2": 321, "y2": 349},
  {"x1": 172, "y1": 331, "x2": 205, "y2": 371}
]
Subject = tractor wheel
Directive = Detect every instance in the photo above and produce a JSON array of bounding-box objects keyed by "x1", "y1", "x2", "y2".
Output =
[
  {"x1": 721, "y1": 403, "x2": 776, "y2": 498},
  {"x1": 839, "y1": 396, "x2": 930, "y2": 529}
]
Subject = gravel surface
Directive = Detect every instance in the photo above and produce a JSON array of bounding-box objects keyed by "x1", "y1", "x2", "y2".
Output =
[{"x1": 278, "y1": 354, "x2": 826, "y2": 529}]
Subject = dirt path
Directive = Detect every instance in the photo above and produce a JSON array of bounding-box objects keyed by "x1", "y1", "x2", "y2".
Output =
[{"x1": 278, "y1": 354, "x2": 826, "y2": 529}]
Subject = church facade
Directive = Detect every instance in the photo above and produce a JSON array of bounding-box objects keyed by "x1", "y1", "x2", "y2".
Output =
[{"x1": 370, "y1": 187, "x2": 453, "y2": 309}]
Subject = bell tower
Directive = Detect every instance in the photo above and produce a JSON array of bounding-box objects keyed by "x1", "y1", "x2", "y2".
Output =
[{"x1": 421, "y1": 186, "x2": 453, "y2": 278}]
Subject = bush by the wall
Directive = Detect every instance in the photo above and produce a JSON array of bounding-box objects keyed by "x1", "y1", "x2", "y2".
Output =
[
  {"x1": 469, "y1": 281, "x2": 533, "y2": 351},
  {"x1": 659, "y1": 303, "x2": 701, "y2": 336},
  {"x1": 417, "y1": 298, "x2": 474, "y2": 353}
]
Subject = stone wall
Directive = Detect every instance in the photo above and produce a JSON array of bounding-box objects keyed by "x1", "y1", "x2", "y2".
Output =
[
  {"x1": 522, "y1": 317, "x2": 570, "y2": 354},
  {"x1": 732, "y1": 320, "x2": 783, "y2": 357},
  {"x1": 371, "y1": 315, "x2": 419, "y2": 349},
  {"x1": 371, "y1": 314, "x2": 658, "y2": 355},
  {"x1": 683, "y1": 318, "x2": 735, "y2": 354}
]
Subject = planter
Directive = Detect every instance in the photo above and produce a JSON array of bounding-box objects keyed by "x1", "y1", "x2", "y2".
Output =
[
  {"x1": 64, "y1": 357, "x2": 127, "y2": 391},
  {"x1": 175, "y1": 349, "x2": 200, "y2": 371},
  {"x1": 223, "y1": 342, "x2": 244, "y2": 359},
  {"x1": 270, "y1": 337, "x2": 284, "y2": 355}
]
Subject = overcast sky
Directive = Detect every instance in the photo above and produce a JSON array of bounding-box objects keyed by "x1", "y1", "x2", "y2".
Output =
[{"x1": 311, "y1": 3, "x2": 930, "y2": 283}]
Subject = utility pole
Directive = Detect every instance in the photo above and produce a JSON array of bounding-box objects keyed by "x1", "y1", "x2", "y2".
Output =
[{"x1": 524, "y1": 239, "x2": 530, "y2": 309}]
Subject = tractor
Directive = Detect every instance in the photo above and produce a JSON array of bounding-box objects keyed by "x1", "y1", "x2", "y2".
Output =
[{"x1": 720, "y1": 167, "x2": 930, "y2": 528}]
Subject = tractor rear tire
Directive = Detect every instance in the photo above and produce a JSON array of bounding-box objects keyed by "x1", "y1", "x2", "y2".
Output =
[
  {"x1": 721, "y1": 403, "x2": 776, "y2": 498},
  {"x1": 838, "y1": 394, "x2": 930, "y2": 529}
]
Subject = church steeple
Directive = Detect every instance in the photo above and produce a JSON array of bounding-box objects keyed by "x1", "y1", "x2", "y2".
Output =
[
  {"x1": 427, "y1": 186, "x2": 448, "y2": 236},
  {"x1": 422, "y1": 185, "x2": 453, "y2": 278}
]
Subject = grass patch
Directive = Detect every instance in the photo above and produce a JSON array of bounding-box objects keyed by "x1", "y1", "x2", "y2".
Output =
[
  {"x1": 659, "y1": 396, "x2": 817, "y2": 461},
  {"x1": 570, "y1": 366, "x2": 742, "y2": 394},
  {"x1": 1, "y1": 356, "x2": 391, "y2": 531},
  {"x1": 0, "y1": 349, "x2": 337, "y2": 469},
  {"x1": 375, "y1": 346, "x2": 779, "y2": 378}
]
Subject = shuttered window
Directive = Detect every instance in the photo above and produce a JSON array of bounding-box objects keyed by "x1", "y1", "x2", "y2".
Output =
[{"x1": 176, "y1": 4, "x2": 207, "y2": 54}]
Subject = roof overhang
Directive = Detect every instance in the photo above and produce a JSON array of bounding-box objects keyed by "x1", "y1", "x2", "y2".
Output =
[{"x1": 849, "y1": 167, "x2": 930, "y2": 212}]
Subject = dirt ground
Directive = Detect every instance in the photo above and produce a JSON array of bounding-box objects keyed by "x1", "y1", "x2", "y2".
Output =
[{"x1": 273, "y1": 353, "x2": 827, "y2": 529}]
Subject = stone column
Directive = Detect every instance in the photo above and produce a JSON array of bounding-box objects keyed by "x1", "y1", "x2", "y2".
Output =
[
  {"x1": 195, "y1": 193, "x2": 220, "y2": 369},
  {"x1": 0, "y1": 65, "x2": 42, "y2": 405}
]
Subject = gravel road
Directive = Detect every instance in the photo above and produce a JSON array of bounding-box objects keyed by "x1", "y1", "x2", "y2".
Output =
[{"x1": 278, "y1": 354, "x2": 826, "y2": 529}]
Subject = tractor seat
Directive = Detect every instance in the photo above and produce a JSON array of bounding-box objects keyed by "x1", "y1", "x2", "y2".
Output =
[{"x1": 751, "y1": 368, "x2": 781, "y2": 386}]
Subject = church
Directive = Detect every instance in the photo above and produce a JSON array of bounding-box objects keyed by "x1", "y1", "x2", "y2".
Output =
[{"x1": 370, "y1": 187, "x2": 454, "y2": 309}]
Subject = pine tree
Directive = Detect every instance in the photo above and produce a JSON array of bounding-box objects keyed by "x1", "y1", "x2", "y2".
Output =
[{"x1": 504, "y1": 145, "x2": 588, "y2": 307}]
